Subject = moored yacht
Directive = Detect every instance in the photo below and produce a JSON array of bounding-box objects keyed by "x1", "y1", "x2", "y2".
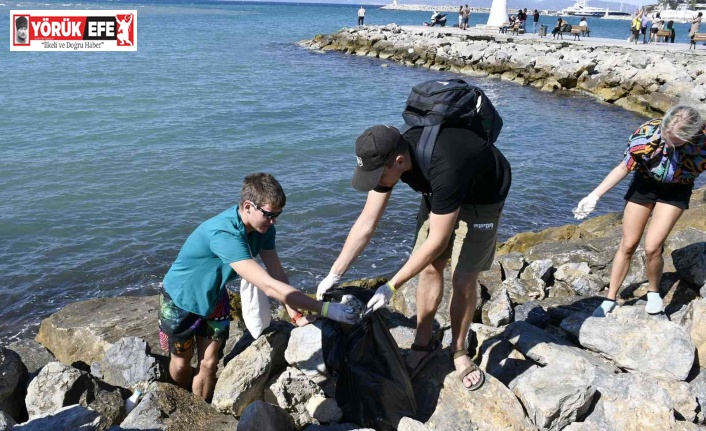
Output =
[
  {"x1": 656, "y1": 3, "x2": 705, "y2": 23},
  {"x1": 561, "y1": 0, "x2": 629, "y2": 17}
]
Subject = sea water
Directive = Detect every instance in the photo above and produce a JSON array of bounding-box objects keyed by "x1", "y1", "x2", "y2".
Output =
[{"x1": 0, "y1": 0, "x2": 698, "y2": 342}]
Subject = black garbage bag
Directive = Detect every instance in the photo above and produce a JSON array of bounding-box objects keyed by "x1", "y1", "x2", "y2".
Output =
[{"x1": 322, "y1": 288, "x2": 416, "y2": 431}]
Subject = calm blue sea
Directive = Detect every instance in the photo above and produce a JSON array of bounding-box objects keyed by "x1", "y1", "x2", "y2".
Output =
[{"x1": 0, "y1": 0, "x2": 700, "y2": 342}]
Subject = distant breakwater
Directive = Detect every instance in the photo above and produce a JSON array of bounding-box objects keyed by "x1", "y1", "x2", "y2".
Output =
[
  {"x1": 379, "y1": 4, "x2": 491, "y2": 13},
  {"x1": 301, "y1": 25, "x2": 706, "y2": 117}
]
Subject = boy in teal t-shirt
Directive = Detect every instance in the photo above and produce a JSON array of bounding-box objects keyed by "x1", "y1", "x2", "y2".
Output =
[{"x1": 159, "y1": 173, "x2": 358, "y2": 401}]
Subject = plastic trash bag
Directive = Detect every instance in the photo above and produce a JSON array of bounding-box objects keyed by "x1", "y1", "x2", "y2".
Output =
[
  {"x1": 322, "y1": 288, "x2": 416, "y2": 431},
  {"x1": 240, "y1": 278, "x2": 271, "y2": 338}
]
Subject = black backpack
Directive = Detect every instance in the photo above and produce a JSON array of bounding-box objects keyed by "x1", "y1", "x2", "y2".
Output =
[{"x1": 398, "y1": 79, "x2": 503, "y2": 181}]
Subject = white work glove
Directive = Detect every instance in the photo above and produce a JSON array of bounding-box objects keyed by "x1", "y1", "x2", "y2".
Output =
[
  {"x1": 366, "y1": 282, "x2": 397, "y2": 312},
  {"x1": 572, "y1": 193, "x2": 600, "y2": 220},
  {"x1": 316, "y1": 271, "x2": 341, "y2": 300},
  {"x1": 322, "y1": 302, "x2": 359, "y2": 325}
]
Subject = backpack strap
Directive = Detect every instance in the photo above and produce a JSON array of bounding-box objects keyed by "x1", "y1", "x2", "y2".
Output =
[
  {"x1": 397, "y1": 124, "x2": 412, "y2": 136},
  {"x1": 416, "y1": 124, "x2": 440, "y2": 182}
]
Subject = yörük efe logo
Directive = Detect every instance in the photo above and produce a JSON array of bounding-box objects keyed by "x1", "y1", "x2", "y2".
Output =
[{"x1": 10, "y1": 10, "x2": 137, "y2": 51}]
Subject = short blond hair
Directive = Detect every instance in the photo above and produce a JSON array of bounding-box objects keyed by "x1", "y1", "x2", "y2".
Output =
[{"x1": 240, "y1": 173, "x2": 286, "y2": 209}]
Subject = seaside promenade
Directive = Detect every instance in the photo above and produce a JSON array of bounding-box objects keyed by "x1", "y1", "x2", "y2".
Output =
[{"x1": 407, "y1": 24, "x2": 706, "y2": 53}]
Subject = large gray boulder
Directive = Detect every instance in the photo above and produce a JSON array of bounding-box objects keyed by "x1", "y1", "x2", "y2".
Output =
[
  {"x1": 267, "y1": 367, "x2": 328, "y2": 428},
  {"x1": 98, "y1": 336, "x2": 161, "y2": 390},
  {"x1": 212, "y1": 327, "x2": 290, "y2": 416},
  {"x1": 510, "y1": 362, "x2": 595, "y2": 431},
  {"x1": 0, "y1": 346, "x2": 26, "y2": 420},
  {"x1": 113, "y1": 381, "x2": 237, "y2": 431},
  {"x1": 8, "y1": 339, "x2": 55, "y2": 375},
  {"x1": 583, "y1": 372, "x2": 677, "y2": 430},
  {"x1": 13, "y1": 405, "x2": 105, "y2": 431},
  {"x1": 679, "y1": 299, "x2": 706, "y2": 370},
  {"x1": 561, "y1": 306, "x2": 695, "y2": 380},
  {"x1": 35, "y1": 295, "x2": 162, "y2": 366},
  {"x1": 284, "y1": 323, "x2": 329, "y2": 390},
  {"x1": 673, "y1": 242, "x2": 706, "y2": 286},
  {"x1": 237, "y1": 401, "x2": 295, "y2": 431},
  {"x1": 396, "y1": 417, "x2": 433, "y2": 431},
  {"x1": 25, "y1": 361, "x2": 123, "y2": 427},
  {"x1": 504, "y1": 321, "x2": 618, "y2": 374},
  {"x1": 413, "y1": 353, "x2": 536, "y2": 431}
]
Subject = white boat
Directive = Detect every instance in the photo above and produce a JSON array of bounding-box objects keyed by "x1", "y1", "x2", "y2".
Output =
[
  {"x1": 655, "y1": 3, "x2": 705, "y2": 23},
  {"x1": 561, "y1": 0, "x2": 629, "y2": 17}
]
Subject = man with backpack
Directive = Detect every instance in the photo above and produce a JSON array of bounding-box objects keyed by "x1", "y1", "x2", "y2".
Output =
[{"x1": 316, "y1": 80, "x2": 511, "y2": 391}]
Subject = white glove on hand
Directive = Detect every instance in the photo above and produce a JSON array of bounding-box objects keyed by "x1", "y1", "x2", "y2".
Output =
[
  {"x1": 322, "y1": 302, "x2": 359, "y2": 325},
  {"x1": 316, "y1": 271, "x2": 341, "y2": 300},
  {"x1": 366, "y1": 282, "x2": 396, "y2": 312},
  {"x1": 573, "y1": 193, "x2": 600, "y2": 220}
]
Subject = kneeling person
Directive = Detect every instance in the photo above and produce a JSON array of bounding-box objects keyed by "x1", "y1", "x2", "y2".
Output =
[{"x1": 160, "y1": 173, "x2": 358, "y2": 401}]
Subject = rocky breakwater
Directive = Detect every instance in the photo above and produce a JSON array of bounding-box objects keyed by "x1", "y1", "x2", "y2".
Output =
[
  {"x1": 301, "y1": 25, "x2": 706, "y2": 116},
  {"x1": 2, "y1": 188, "x2": 706, "y2": 430}
]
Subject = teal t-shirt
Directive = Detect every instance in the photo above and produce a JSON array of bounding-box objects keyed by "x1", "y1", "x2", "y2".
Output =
[{"x1": 163, "y1": 206, "x2": 276, "y2": 316}]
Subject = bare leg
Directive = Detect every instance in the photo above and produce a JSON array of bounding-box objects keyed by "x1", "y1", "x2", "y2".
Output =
[
  {"x1": 643, "y1": 202, "x2": 684, "y2": 293},
  {"x1": 450, "y1": 270, "x2": 481, "y2": 389},
  {"x1": 192, "y1": 336, "x2": 223, "y2": 402},
  {"x1": 169, "y1": 347, "x2": 193, "y2": 390},
  {"x1": 605, "y1": 201, "x2": 653, "y2": 300},
  {"x1": 406, "y1": 258, "x2": 446, "y2": 370}
]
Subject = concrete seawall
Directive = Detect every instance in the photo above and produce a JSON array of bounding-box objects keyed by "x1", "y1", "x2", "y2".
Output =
[{"x1": 301, "y1": 24, "x2": 706, "y2": 117}]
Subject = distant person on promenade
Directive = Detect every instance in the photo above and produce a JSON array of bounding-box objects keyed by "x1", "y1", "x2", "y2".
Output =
[
  {"x1": 640, "y1": 11, "x2": 651, "y2": 43},
  {"x1": 358, "y1": 6, "x2": 366, "y2": 25},
  {"x1": 649, "y1": 13, "x2": 663, "y2": 43},
  {"x1": 159, "y1": 173, "x2": 358, "y2": 401},
  {"x1": 458, "y1": 6, "x2": 464, "y2": 28},
  {"x1": 551, "y1": 17, "x2": 563, "y2": 39},
  {"x1": 316, "y1": 82, "x2": 512, "y2": 391},
  {"x1": 462, "y1": 4, "x2": 471, "y2": 30},
  {"x1": 573, "y1": 106, "x2": 706, "y2": 318},
  {"x1": 533, "y1": 9, "x2": 540, "y2": 34},
  {"x1": 690, "y1": 12, "x2": 702, "y2": 44},
  {"x1": 629, "y1": 11, "x2": 642, "y2": 44},
  {"x1": 521, "y1": 8, "x2": 528, "y2": 31},
  {"x1": 579, "y1": 17, "x2": 588, "y2": 36},
  {"x1": 665, "y1": 20, "x2": 676, "y2": 43},
  {"x1": 515, "y1": 9, "x2": 524, "y2": 31}
]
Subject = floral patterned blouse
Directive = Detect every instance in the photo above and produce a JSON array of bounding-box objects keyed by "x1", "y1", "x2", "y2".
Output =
[{"x1": 623, "y1": 118, "x2": 706, "y2": 184}]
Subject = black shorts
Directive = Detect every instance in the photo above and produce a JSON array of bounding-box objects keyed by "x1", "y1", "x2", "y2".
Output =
[
  {"x1": 650, "y1": 27, "x2": 658, "y2": 34},
  {"x1": 623, "y1": 174, "x2": 694, "y2": 210}
]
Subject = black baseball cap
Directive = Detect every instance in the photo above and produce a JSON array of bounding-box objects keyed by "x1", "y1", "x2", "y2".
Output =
[{"x1": 351, "y1": 125, "x2": 404, "y2": 192}]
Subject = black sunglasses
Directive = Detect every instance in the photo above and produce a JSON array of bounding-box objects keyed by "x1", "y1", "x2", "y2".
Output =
[{"x1": 249, "y1": 201, "x2": 282, "y2": 219}]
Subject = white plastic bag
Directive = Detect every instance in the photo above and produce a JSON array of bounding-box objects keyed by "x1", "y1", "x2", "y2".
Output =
[{"x1": 240, "y1": 278, "x2": 271, "y2": 338}]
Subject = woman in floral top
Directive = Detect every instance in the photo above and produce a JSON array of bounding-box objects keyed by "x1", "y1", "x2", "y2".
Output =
[{"x1": 573, "y1": 105, "x2": 706, "y2": 317}]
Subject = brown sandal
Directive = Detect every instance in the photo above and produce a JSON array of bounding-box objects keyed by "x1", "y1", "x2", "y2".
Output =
[
  {"x1": 407, "y1": 338, "x2": 442, "y2": 380},
  {"x1": 452, "y1": 349, "x2": 485, "y2": 391}
]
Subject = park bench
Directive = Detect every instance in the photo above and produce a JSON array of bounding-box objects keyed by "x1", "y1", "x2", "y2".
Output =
[
  {"x1": 579, "y1": 26, "x2": 590, "y2": 37},
  {"x1": 557, "y1": 26, "x2": 582, "y2": 41},
  {"x1": 656, "y1": 29, "x2": 671, "y2": 43},
  {"x1": 691, "y1": 32, "x2": 706, "y2": 49}
]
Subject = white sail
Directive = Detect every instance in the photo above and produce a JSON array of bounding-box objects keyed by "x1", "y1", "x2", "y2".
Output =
[{"x1": 487, "y1": 0, "x2": 508, "y2": 26}]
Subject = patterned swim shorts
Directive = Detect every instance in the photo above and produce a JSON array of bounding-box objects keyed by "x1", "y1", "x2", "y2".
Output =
[{"x1": 158, "y1": 287, "x2": 230, "y2": 357}]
